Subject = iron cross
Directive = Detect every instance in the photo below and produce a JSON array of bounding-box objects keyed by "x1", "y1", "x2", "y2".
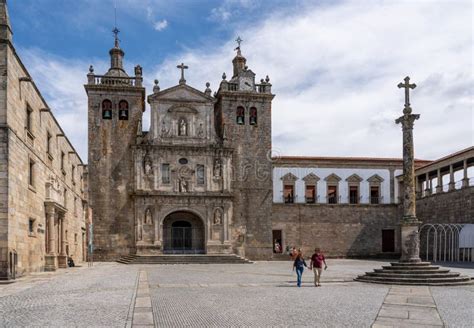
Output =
[
  {"x1": 177, "y1": 63, "x2": 188, "y2": 84},
  {"x1": 398, "y1": 76, "x2": 416, "y2": 107},
  {"x1": 112, "y1": 27, "x2": 120, "y2": 47},
  {"x1": 235, "y1": 36, "x2": 243, "y2": 48}
]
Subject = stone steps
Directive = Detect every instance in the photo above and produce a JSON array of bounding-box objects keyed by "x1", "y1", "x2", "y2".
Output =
[
  {"x1": 356, "y1": 275, "x2": 472, "y2": 285},
  {"x1": 382, "y1": 265, "x2": 440, "y2": 270},
  {"x1": 117, "y1": 254, "x2": 252, "y2": 265},
  {"x1": 365, "y1": 272, "x2": 461, "y2": 279},
  {"x1": 355, "y1": 261, "x2": 473, "y2": 286},
  {"x1": 374, "y1": 268, "x2": 451, "y2": 274}
]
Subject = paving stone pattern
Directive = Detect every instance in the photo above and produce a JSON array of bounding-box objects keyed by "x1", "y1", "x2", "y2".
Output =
[
  {"x1": 373, "y1": 286, "x2": 444, "y2": 327},
  {"x1": 0, "y1": 260, "x2": 472, "y2": 327},
  {"x1": 0, "y1": 263, "x2": 138, "y2": 327}
]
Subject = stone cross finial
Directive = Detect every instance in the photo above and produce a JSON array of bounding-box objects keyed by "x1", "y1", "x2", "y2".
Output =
[
  {"x1": 397, "y1": 76, "x2": 416, "y2": 108},
  {"x1": 112, "y1": 27, "x2": 120, "y2": 48},
  {"x1": 177, "y1": 63, "x2": 189, "y2": 84},
  {"x1": 235, "y1": 36, "x2": 243, "y2": 55}
]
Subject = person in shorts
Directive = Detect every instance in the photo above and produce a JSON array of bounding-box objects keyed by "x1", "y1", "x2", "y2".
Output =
[{"x1": 310, "y1": 248, "x2": 327, "y2": 287}]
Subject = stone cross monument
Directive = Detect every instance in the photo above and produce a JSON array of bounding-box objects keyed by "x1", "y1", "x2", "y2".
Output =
[
  {"x1": 177, "y1": 62, "x2": 188, "y2": 85},
  {"x1": 395, "y1": 76, "x2": 421, "y2": 263}
]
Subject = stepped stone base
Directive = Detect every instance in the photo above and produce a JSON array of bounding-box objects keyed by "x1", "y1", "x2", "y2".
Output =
[
  {"x1": 355, "y1": 261, "x2": 473, "y2": 286},
  {"x1": 117, "y1": 254, "x2": 252, "y2": 265}
]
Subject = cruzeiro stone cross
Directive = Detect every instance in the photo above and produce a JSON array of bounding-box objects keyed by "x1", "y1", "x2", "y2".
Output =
[
  {"x1": 395, "y1": 76, "x2": 421, "y2": 262},
  {"x1": 177, "y1": 62, "x2": 189, "y2": 85}
]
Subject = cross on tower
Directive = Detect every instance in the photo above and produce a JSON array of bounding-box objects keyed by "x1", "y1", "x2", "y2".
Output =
[
  {"x1": 398, "y1": 76, "x2": 416, "y2": 108},
  {"x1": 112, "y1": 27, "x2": 120, "y2": 47},
  {"x1": 235, "y1": 36, "x2": 243, "y2": 49},
  {"x1": 177, "y1": 63, "x2": 189, "y2": 84}
]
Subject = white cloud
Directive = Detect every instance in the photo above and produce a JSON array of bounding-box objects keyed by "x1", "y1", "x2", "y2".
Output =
[
  {"x1": 18, "y1": 0, "x2": 473, "y2": 163},
  {"x1": 152, "y1": 0, "x2": 473, "y2": 160},
  {"x1": 153, "y1": 19, "x2": 168, "y2": 31}
]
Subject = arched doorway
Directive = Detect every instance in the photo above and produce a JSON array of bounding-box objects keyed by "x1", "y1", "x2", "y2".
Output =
[{"x1": 163, "y1": 211, "x2": 205, "y2": 254}]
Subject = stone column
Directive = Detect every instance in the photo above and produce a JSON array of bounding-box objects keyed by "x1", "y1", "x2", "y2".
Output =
[
  {"x1": 395, "y1": 76, "x2": 421, "y2": 263},
  {"x1": 436, "y1": 168, "x2": 443, "y2": 193},
  {"x1": 462, "y1": 159, "x2": 469, "y2": 188},
  {"x1": 44, "y1": 206, "x2": 57, "y2": 271},
  {"x1": 58, "y1": 216, "x2": 68, "y2": 268},
  {"x1": 448, "y1": 165, "x2": 455, "y2": 191},
  {"x1": 424, "y1": 172, "x2": 431, "y2": 196}
]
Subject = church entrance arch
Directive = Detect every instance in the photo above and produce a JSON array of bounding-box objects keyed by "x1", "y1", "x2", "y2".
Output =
[{"x1": 163, "y1": 211, "x2": 205, "y2": 254}]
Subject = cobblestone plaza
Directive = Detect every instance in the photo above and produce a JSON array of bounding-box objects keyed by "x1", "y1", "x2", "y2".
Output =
[{"x1": 0, "y1": 260, "x2": 472, "y2": 327}]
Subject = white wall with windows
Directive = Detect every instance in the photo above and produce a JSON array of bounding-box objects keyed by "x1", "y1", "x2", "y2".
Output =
[{"x1": 273, "y1": 167, "x2": 394, "y2": 204}]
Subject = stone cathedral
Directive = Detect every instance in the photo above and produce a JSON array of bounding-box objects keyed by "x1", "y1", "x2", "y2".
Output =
[
  {"x1": 85, "y1": 32, "x2": 473, "y2": 263},
  {"x1": 86, "y1": 33, "x2": 274, "y2": 260}
]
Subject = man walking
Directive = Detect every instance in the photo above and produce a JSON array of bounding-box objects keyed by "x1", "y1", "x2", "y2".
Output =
[{"x1": 310, "y1": 248, "x2": 327, "y2": 287}]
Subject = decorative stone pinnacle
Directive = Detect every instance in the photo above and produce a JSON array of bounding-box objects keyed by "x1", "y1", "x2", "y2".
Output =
[
  {"x1": 206, "y1": 82, "x2": 210, "y2": 88},
  {"x1": 222, "y1": 72, "x2": 227, "y2": 80},
  {"x1": 89, "y1": 65, "x2": 94, "y2": 73},
  {"x1": 265, "y1": 75, "x2": 270, "y2": 83},
  {"x1": 153, "y1": 79, "x2": 160, "y2": 93},
  {"x1": 177, "y1": 62, "x2": 188, "y2": 84}
]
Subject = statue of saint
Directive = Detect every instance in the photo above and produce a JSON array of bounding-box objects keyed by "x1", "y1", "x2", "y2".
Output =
[
  {"x1": 213, "y1": 158, "x2": 222, "y2": 177},
  {"x1": 179, "y1": 119, "x2": 187, "y2": 136},
  {"x1": 197, "y1": 123, "x2": 204, "y2": 138},
  {"x1": 179, "y1": 179, "x2": 188, "y2": 192},
  {"x1": 161, "y1": 121, "x2": 169, "y2": 137},
  {"x1": 214, "y1": 210, "x2": 222, "y2": 225},
  {"x1": 145, "y1": 208, "x2": 152, "y2": 225},
  {"x1": 144, "y1": 156, "x2": 153, "y2": 176}
]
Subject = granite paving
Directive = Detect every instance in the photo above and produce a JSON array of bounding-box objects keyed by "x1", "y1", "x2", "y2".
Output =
[{"x1": 0, "y1": 260, "x2": 472, "y2": 327}]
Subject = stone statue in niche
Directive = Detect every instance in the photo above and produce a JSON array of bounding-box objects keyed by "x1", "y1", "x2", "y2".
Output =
[
  {"x1": 144, "y1": 208, "x2": 152, "y2": 225},
  {"x1": 178, "y1": 178, "x2": 188, "y2": 192},
  {"x1": 214, "y1": 210, "x2": 223, "y2": 225},
  {"x1": 179, "y1": 119, "x2": 187, "y2": 136},
  {"x1": 197, "y1": 123, "x2": 204, "y2": 138},
  {"x1": 143, "y1": 155, "x2": 153, "y2": 176},
  {"x1": 161, "y1": 121, "x2": 170, "y2": 137},
  {"x1": 213, "y1": 158, "x2": 222, "y2": 177}
]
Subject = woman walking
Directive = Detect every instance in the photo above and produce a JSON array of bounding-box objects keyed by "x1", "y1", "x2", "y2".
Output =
[
  {"x1": 310, "y1": 248, "x2": 328, "y2": 287},
  {"x1": 292, "y1": 252, "x2": 307, "y2": 287}
]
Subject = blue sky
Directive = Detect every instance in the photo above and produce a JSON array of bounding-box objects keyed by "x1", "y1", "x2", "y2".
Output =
[{"x1": 8, "y1": 0, "x2": 473, "y2": 162}]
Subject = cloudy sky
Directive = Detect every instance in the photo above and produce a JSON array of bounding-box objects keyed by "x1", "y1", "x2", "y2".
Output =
[{"x1": 9, "y1": 0, "x2": 473, "y2": 162}]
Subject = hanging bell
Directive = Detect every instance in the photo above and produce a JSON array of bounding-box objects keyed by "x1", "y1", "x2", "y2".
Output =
[
  {"x1": 237, "y1": 116, "x2": 244, "y2": 125},
  {"x1": 103, "y1": 110, "x2": 112, "y2": 119},
  {"x1": 119, "y1": 109, "x2": 128, "y2": 120}
]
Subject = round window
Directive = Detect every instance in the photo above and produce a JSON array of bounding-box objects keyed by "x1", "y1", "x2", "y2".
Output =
[{"x1": 178, "y1": 158, "x2": 188, "y2": 165}]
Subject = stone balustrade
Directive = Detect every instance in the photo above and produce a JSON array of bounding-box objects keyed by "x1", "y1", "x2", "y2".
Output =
[{"x1": 87, "y1": 74, "x2": 142, "y2": 87}]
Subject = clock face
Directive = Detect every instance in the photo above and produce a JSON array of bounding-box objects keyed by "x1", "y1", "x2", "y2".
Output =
[{"x1": 239, "y1": 77, "x2": 254, "y2": 91}]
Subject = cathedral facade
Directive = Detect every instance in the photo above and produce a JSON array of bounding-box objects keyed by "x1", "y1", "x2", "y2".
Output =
[{"x1": 86, "y1": 35, "x2": 274, "y2": 260}]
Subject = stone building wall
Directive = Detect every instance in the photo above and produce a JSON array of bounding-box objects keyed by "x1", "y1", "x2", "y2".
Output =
[
  {"x1": 416, "y1": 187, "x2": 473, "y2": 224},
  {"x1": 272, "y1": 203, "x2": 400, "y2": 257},
  {"x1": 0, "y1": 15, "x2": 87, "y2": 279}
]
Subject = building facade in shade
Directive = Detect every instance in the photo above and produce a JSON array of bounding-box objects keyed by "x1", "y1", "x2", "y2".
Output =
[{"x1": 0, "y1": 1, "x2": 89, "y2": 280}]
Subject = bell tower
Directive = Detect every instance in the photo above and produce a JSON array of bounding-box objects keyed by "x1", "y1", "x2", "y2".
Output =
[
  {"x1": 215, "y1": 38, "x2": 275, "y2": 259},
  {"x1": 84, "y1": 28, "x2": 145, "y2": 260}
]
